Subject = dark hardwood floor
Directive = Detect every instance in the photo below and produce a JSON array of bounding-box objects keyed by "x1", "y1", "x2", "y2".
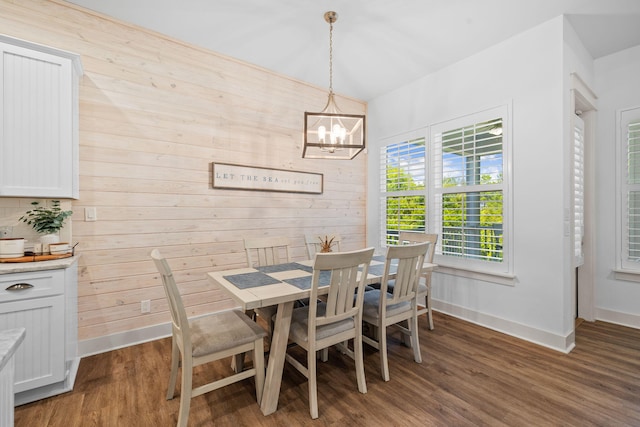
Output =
[{"x1": 14, "y1": 312, "x2": 640, "y2": 426}]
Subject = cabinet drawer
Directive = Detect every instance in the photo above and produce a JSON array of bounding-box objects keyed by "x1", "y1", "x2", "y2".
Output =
[{"x1": 0, "y1": 269, "x2": 65, "y2": 302}]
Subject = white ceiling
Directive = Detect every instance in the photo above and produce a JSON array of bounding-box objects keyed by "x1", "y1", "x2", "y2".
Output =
[{"x1": 66, "y1": 0, "x2": 640, "y2": 101}]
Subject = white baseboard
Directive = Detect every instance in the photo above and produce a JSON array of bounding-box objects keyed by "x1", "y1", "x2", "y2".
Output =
[
  {"x1": 78, "y1": 322, "x2": 171, "y2": 357},
  {"x1": 595, "y1": 307, "x2": 640, "y2": 329},
  {"x1": 433, "y1": 300, "x2": 575, "y2": 353}
]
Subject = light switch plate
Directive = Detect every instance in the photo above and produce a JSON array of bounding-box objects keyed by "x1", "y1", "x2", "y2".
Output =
[
  {"x1": 0, "y1": 226, "x2": 11, "y2": 238},
  {"x1": 85, "y1": 207, "x2": 97, "y2": 222}
]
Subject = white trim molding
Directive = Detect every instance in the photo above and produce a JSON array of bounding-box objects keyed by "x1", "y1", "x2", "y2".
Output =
[{"x1": 433, "y1": 300, "x2": 575, "y2": 353}]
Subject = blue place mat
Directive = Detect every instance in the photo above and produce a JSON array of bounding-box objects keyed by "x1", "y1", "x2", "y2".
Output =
[
  {"x1": 284, "y1": 270, "x2": 332, "y2": 290},
  {"x1": 364, "y1": 262, "x2": 397, "y2": 277},
  {"x1": 256, "y1": 262, "x2": 313, "y2": 274},
  {"x1": 224, "y1": 272, "x2": 281, "y2": 289}
]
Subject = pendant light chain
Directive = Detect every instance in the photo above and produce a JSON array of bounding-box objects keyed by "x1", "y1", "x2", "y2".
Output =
[{"x1": 328, "y1": 19, "x2": 334, "y2": 94}]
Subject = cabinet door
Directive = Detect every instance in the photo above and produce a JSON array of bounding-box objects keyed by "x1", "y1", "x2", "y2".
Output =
[
  {"x1": 0, "y1": 41, "x2": 75, "y2": 197},
  {"x1": 0, "y1": 295, "x2": 65, "y2": 393}
]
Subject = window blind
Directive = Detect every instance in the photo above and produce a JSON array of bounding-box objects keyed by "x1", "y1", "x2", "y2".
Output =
[
  {"x1": 573, "y1": 115, "x2": 585, "y2": 267},
  {"x1": 380, "y1": 137, "x2": 426, "y2": 246},
  {"x1": 626, "y1": 115, "x2": 640, "y2": 264},
  {"x1": 433, "y1": 115, "x2": 504, "y2": 263}
]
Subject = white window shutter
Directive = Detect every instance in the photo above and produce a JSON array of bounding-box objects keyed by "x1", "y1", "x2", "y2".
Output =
[
  {"x1": 573, "y1": 114, "x2": 585, "y2": 267},
  {"x1": 622, "y1": 108, "x2": 640, "y2": 268}
]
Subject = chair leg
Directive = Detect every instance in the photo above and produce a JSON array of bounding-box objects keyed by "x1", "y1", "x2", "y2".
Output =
[
  {"x1": 318, "y1": 348, "x2": 329, "y2": 362},
  {"x1": 398, "y1": 320, "x2": 411, "y2": 347},
  {"x1": 379, "y1": 324, "x2": 390, "y2": 382},
  {"x1": 233, "y1": 353, "x2": 245, "y2": 372},
  {"x1": 427, "y1": 293, "x2": 434, "y2": 330},
  {"x1": 307, "y1": 347, "x2": 319, "y2": 419},
  {"x1": 254, "y1": 338, "x2": 265, "y2": 405},
  {"x1": 410, "y1": 314, "x2": 422, "y2": 364},
  {"x1": 354, "y1": 333, "x2": 367, "y2": 394},
  {"x1": 177, "y1": 355, "x2": 193, "y2": 427},
  {"x1": 167, "y1": 337, "x2": 180, "y2": 400}
]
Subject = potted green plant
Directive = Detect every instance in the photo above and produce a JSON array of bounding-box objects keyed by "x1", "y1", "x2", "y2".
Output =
[{"x1": 19, "y1": 201, "x2": 73, "y2": 251}]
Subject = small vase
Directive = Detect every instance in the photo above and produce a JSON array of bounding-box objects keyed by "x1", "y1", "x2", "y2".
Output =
[{"x1": 40, "y1": 233, "x2": 60, "y2": 254}]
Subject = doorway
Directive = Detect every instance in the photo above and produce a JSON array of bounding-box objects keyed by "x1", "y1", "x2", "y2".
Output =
[{"x1": 571, "y1": 73, "x2": 597, "y2": 322}]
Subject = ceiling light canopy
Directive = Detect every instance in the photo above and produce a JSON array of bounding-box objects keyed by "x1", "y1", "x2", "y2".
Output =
[{"x1": 303, "y1": 11, "x2": 366, "y2": 160}]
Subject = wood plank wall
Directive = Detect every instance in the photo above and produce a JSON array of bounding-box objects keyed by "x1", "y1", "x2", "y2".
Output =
[{"x1": 0, "y1": 0, "x2": 367, "y2": 345}]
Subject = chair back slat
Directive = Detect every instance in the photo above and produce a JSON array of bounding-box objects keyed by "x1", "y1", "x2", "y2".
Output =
[
  {"x1": 381, "y1": 243, "x2": 429, "y2": 306},
  {"x1": 398, "y1": 232, "x2": 438, "y2": 290},
  {"x1": 150, "y1": 249, "x2": 190, "y2": 346},
  {"x1": 244, "y1": 236, "x2": 291, "y2": 267},
  {"x1": 310, "y1": 248, "x2": 374, "y2": 327},
  {"x1": 398, "y1": 232, "x2": 438, "y2": 264}
]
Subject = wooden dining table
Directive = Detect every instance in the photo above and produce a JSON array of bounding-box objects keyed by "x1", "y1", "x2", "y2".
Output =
[{"x1": 207, "y1": 254, "x2": 437, "y2": 416}]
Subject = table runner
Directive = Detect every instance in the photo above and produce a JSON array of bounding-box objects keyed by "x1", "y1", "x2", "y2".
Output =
[
  {"x1": 223, "y1": 271, "x2": 281, "y2": 289},
  {"x1": 256, "y1": 262, "x2": 313, "y2": 274}
]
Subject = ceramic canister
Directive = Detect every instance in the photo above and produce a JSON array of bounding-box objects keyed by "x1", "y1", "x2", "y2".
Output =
[
  {"x1": 49, "y1": 242, "x2": 71, "y2": 255},
  {"x1": 0, "y1": 238, "x2": 25, "y2": 258}
]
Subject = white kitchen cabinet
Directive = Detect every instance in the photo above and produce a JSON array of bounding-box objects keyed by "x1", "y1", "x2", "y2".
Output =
[
  {"x1": 0, "y1": 34, "x2": 82, "y2": 199},
  {"x1": 0, "y1": 259, "x2": 78, "y2": 405},
  {"x1": 0, "y1": 295, "x2": 65, "y2": 393}
]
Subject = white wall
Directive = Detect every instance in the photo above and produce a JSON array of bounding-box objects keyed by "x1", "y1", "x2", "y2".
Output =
[
  {"x1": 367, "y1": 17, "x2": 576, "y2": 351},
  {"x1": 594, "y1": 44, "x2": 640, "y2": 328}
]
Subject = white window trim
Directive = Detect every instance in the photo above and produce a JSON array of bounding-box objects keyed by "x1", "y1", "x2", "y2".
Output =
[{"x1": 428, "y1": 103, "x2": 513, "y2": 277}]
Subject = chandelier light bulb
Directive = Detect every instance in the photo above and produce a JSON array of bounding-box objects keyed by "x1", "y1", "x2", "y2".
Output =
[
  {"x1": 318, "y1": 125, "x2": 326, "y2": 143},
  {"x1": 334, "y1": 124, "x2": 343, "y2": 143}
]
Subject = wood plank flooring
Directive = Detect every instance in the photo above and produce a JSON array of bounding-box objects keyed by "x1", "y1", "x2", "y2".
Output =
[{"x1": 14, "y1": 312, "x2": 640, "y2": 426}]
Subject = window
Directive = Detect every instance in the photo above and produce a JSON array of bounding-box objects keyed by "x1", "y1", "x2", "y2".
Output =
[
  {"x1": 620, "y1": 107, "x2": 640, "y2": 270},
  {"x1": 380, "y1": 105, "x2": 511, "y2": 274},
  {"x1": 431, "y1": 108, "x2": 504, "y2": 263},
  {"x1": 380, "y1": 136, "x2": 426, "y2": 246}
]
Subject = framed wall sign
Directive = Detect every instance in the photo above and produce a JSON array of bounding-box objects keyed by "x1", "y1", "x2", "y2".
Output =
[{"x1": 211, "y1": 163, "x2": 323, "y2": 194}]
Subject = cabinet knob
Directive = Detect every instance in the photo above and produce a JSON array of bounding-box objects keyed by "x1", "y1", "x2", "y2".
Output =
[{"x1": 5, "y1": 282, "x2": 34, "y2": 291}]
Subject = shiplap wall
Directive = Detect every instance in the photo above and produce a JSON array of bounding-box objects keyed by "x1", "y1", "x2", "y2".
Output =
[{"x1": 0, "y1": 0, "x2": 367, "y2": 346}]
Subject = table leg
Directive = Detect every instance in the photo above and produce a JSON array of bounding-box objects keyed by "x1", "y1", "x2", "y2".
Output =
[{"x1": 260, "y1": 301, "x2": 294, "y2": 415}]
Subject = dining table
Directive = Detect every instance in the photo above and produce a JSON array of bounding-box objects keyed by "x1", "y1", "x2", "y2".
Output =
[{"x1": 207, "y1": 254, "x2": 437, "y2": 416}]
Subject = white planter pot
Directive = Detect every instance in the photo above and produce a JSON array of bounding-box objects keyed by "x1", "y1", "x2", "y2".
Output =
[{"x1": 40, "y1": 234, "x2": 60, "y2": 254}]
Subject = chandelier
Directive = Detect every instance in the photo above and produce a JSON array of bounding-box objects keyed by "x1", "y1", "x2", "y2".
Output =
[{"x1": 302, "y1": 11, "x2": 366, "y2": 160}]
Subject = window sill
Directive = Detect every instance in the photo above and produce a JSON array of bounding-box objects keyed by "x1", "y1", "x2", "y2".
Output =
[
  {"x1": 435, "y1": 265, "x2": 516, "y2": 287},
  {"x1": 613, "y1": 269, "x2": 640, "y2": 283}
]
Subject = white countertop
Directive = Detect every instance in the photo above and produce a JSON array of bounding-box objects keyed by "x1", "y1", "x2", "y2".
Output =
[
  {"x1": 0, "y1": 328, "x2": 25, "y2": 371},
  {"x1": 0, "y1": 256, "x2": 78, "y2": 274}
]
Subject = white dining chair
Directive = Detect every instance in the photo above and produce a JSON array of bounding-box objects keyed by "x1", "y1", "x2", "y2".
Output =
[
  {"x1": 397, "y1": 231, "x2": 438, "y2": 330},
  {"x1": 284, "y1": 247, "x2": 374, "y2": 419},
  {"x1": 243, "y1": 236, "x2": 291, "y2": 335},
  {"x1": 151, "y1": 249, "x2": 266, "y2": 427},
  {"x1": 362, "y1": 242, "x2": 429, "y2": 382}
]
